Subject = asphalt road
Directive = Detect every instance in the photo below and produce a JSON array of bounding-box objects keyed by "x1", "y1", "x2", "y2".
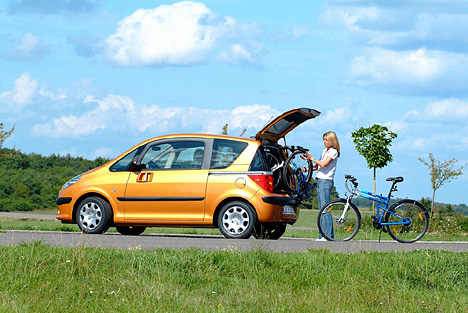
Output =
[
  {"x1": 1, "y1": 212, "x2": 467, "y2": 253},
  {"x1": 1, "y1": 230, "x2": 467, "y2": 253}
]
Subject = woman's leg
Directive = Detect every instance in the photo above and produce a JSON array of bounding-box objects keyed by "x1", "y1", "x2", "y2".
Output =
[{"x1": 317, "y1": 179, "x2": 334, "y2": 239}]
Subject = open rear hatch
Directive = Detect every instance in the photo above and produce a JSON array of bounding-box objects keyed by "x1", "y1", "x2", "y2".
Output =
[{"x1": 255, "y1": 108, "x2": 321, "y2": 144}]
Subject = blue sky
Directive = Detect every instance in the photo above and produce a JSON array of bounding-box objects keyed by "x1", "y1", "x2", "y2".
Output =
[{"x1": 1, "y1": 0, "x2": 467, "y2": 205}]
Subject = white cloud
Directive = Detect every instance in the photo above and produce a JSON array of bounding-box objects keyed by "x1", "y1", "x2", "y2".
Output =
[
  {"x1": 33, "y1": 94, "x2": 279, "y2": 138},
  {"x1": 422, "y1": 99, "x2": 468, "y2": 120},
  {"x1": 346, "y1": 48, "x2": 468, "y2": 95},
  {"x1": 216, "y1": 44, "x2": 259, "y2": 66},
  {"x1": 3, "y1": 33, "x2": 50, "y2": 61},
  {"x1": 389, "y1": 98, "x2": 468, "y2": 152},
  {"x1": 323, "y1": 2, "x2": 468, "y2": 96},
  {"x1": 105, "y1": 1, "x2": 259, "y2": 67},
  {"x1": 0, "y1": 72, "x2": 38, "y2": 106}
]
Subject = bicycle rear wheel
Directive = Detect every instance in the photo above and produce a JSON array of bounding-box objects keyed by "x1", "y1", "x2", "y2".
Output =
[
  {"x1": 282, "y1": 150, "x2": 313, "y2": 194},
  {"x1": 317, "y1": 199, "x2": 361, "y2": 241},
  {"x1": 385, "y1": 199, "x2": 429, "y2": 243}
]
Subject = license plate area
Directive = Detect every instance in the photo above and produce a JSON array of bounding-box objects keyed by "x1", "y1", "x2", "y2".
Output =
[{"x1": 282, "y1": 205, "x2": 296, "y2": 214}]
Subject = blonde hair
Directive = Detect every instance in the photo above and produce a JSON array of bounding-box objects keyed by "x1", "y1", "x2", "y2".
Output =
[{"x1": 323, "y1": 131, "x2": 340, "y2": 157}]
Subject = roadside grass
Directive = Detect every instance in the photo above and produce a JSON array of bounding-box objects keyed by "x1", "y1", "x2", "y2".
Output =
[
  {"x1": 2, "y1": 209, "x2": 468, "y2": 241},
  {"x1": 0, "y1": 242, "x2": 467, "y2": 312}
]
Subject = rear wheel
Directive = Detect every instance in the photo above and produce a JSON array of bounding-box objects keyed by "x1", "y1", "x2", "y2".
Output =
[
  {"x1": 116, "y1": 226, "x2": 146, "y2": 236},
  {"x1": 253, "y1": 222, "x2": 287, "y2": 240},
  {"x1": 317, "y1": 200, "x2": 361, "y2": 241},
  {"x1": 76, "y1": 197, "x2": 112, "y2": 234},
  {"x1": 282, "y1": 151, "x2": 313, "y2": 194},
  {"x1": 218, "y1": 201, "x2": 257, "y2": 239},
  {"x1": 385, "y1": 200, "x2": 429, "y2": 243}
]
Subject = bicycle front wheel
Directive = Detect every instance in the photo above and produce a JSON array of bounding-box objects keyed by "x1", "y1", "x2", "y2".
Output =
[
  {"x1": 282, "y1": 150, "x2": 313, "y2": 194},
  {"x1": 317, "y1": 199, "x2": 361, "y2": 241},
  {"x1": 385, "y1": 199, "x2": 429, "y2": 243}
]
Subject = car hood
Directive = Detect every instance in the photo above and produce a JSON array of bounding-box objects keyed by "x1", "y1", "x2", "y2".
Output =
[{"x1": 255, "y1": 108, "x2": 321, "y2": 143}]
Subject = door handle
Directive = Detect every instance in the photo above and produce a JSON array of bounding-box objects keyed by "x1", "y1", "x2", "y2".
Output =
[{"x1": 136, "y1": 172, "x2": 153, "y2": 182}]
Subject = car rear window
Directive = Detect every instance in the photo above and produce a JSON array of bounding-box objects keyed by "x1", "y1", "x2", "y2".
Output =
[
  {"x1": 210, "y1": 139, "x2": 248, "y2": 169},
  {"x1": 249, "y1": 146, "x2": 270, "y2": 171}
]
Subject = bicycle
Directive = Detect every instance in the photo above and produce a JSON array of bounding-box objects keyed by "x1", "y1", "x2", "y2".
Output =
[
  {"x1": 265, "y1": 145, "x2": 315, "y2": 207},
  {"x1": 317, "y1": 175, "x2": 429, "y2": 243}
]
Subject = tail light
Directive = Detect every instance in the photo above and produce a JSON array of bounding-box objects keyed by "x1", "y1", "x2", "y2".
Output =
[{"x1": 248, "y1": 174, "x2": 274, "y2": 193}]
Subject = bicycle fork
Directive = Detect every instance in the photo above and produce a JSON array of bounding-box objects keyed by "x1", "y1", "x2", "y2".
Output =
[{"x1": 335, "y1": 198, "x2": 351, "y2": 223}]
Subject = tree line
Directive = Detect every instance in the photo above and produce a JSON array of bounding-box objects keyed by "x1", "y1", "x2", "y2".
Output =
[{"x1": 0, "y1": 148, "x2": 109, "y2": 211}]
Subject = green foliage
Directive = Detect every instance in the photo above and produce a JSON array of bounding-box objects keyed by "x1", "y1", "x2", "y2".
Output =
[
  {"x1": 0, "y1": 148, "x2": 109, "y2": 211},
  {"x1": 0, "y1": 123, "x2": 16, "y2": 159},
  {"x1": 351, "y1": 124, "x2": 397, "y2": 170},
  {"x1": 418, "y1": 153, "x2": 466, "y2": 212}
]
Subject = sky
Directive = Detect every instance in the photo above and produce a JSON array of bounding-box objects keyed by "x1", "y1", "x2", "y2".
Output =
[{"x1": 1, "y1": 0, "x2": 467, "y2": 205}]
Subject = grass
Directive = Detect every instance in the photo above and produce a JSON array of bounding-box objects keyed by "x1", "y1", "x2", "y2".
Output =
[
  {"x1": 0, "y1": 242, "x2": 467, "y2": 312},
  {"x1": 2, "y1": 209, "x2": 467, "y2": 241}
]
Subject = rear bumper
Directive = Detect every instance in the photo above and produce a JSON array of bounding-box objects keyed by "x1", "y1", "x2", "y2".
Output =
[{"x1": 262, "y1": 196, "x2": 296, "y2": 206}]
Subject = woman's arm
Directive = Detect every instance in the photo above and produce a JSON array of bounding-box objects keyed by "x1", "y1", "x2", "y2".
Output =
[{"x1": 305, "y1": 152, "x2": 333, "y2": 168}]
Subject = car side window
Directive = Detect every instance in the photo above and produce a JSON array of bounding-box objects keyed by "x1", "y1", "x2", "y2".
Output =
[
  {"x1": 210, "y1": 139, "x2": 248, "y2": 169},
  {"x1": 140, "y1": 141, "x2": 205, "y2": 170},
  {"x1": 249, "y1": 146, "x2": 270, "y2": 171},
  {"x1": 109, "y1": 147, "x2": 143, "y2": 172}
]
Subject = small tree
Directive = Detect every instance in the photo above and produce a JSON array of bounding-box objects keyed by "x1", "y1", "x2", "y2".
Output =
[
  {"x1": 418, "y1": 153, "x2": 465, "y2": 216},
  {"x1": 221, "y1": 124, "x2": 228, "y2": 135},
  {"x1": 0, "y1": 123, "x2": 16, "y2": 159},
  {"x1": 351, "y1": 124, "x2": 397, "y2": 198},
  {"x1": 221, "y1": 124, "x2": 247, "y2": 137}
]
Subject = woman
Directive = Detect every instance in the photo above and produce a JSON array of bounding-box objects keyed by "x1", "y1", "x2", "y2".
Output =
[{"x1": 305, "y1": 131, "x2": 340, "y2": 241}]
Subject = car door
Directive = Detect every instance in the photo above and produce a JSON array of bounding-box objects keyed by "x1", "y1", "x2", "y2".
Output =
[{"x1": 122, "y1": 139, "x2": 209, "y2": 221}]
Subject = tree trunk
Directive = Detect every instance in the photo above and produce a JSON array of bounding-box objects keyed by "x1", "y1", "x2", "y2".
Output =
[
  {"x1": 372, "y1": 167, "x2": 376, "y2": 212},
  {"x1": 431, "y1": 188, "x2": 436, "y2": 218}
]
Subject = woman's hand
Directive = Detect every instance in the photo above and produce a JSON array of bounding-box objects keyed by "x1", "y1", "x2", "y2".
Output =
[{"x1": 303, "y1": 152, "x2": 315, "y2": 162}]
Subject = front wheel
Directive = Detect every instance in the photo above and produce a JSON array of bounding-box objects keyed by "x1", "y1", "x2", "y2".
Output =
[
  {"x1": 76, "y1": 197, "x2": 112, "y2": 234},
  {"x1": 385, "y1": 200, "x2": 429, "y2": 243},
  {"x1": 217, "y1": 201, "x2": 257, "y2": 239},
  {"x1": 282, "y1": 150, "x2": 313, "y2": 194},
  {"x1": 317, "y1": 199, "x2": 361, "y2": 241}
]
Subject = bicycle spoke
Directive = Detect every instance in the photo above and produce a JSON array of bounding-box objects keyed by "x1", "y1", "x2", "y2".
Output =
[
  {"x1": 386, "y1": 200, "x2": 429, "y2": 243},
  {"x1": 317, "y1": 200, "x2": 360, "y2": 241}
]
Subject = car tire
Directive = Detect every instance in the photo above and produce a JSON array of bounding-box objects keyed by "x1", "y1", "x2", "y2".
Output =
[
  {"x1": 253, "y1": 222, "x2": 287, "y2": 240},
  {"x1": 76, "y1": 196, "x2": 112, "y2": 234},
  {"x1": 116, "y1": 226, "x2": 146, "y2": 236},
  {"x1": 218, "y1": 201, "x2": 257, "y2": 239}
]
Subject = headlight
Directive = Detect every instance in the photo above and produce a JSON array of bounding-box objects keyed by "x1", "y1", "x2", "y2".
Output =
[{"x1": 62, "y1": 174, "x2": 82, "y2": 190}]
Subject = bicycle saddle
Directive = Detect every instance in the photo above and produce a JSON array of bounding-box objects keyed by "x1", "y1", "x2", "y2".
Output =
[{"x1": 386, "y1": 177, "x2": 404, "y2": 183}]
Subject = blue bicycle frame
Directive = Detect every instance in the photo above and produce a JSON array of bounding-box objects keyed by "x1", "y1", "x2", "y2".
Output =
[{"x1": 357, "y1": 188, "x2": 411, "y2": 227}]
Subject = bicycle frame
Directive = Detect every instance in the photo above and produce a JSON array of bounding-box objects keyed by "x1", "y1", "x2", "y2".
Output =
[{"x1": 345, "y1": 179, "x2": 411, "y2": 227}]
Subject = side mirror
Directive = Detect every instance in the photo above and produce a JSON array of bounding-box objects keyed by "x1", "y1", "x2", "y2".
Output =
[{"x1": 128, "y1": 160, "x2": 146, "y2": 172}]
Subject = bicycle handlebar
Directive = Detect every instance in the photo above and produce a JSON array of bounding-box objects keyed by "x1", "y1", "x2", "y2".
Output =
[
  {"x1": 278, "y1": 145, "x2": 309, "y2": 153},
  {"x1": 344, "y1": 175, "x2": 359, "y2": 195}
]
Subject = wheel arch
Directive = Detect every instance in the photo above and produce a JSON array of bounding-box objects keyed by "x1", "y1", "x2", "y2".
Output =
[{"x1": 72, "y1": 192, "x2": 114, "y2": 225}]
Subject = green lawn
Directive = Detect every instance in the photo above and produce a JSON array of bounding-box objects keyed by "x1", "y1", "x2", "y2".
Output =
[{"x1": 0, "y1": 242, "x2": 467, "y2": 312}]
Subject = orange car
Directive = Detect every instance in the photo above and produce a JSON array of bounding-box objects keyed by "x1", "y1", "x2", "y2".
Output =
[{"x1": 56, "y1": 108, "x2": 320, "y2": 239}]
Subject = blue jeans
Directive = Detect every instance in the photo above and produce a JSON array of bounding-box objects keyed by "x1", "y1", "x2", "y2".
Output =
[{"x1": 317, "y1": 178, "x2": 334, "y2": 239}]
